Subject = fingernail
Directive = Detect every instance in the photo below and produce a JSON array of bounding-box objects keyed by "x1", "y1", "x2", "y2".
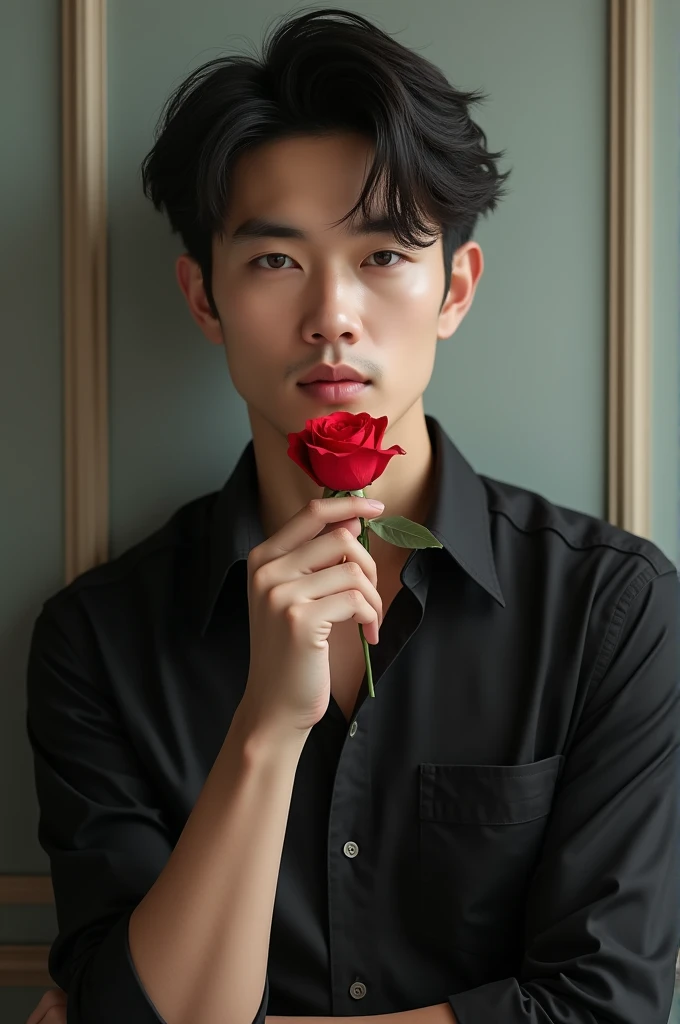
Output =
[{"x1": 367, "y1": 500, "x2": 384, "y2": 509}]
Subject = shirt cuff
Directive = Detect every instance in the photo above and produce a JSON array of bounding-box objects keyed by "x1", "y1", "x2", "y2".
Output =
[
  {"x1": 447, "y1": 978, "x2": 554, "y2": 1024},
  {"x1": 60, "y1": 907, "x2": 167, "y2": 1022},
  {"x1": 250, "y1": 971, "x2": 270, "y2": 1024}
]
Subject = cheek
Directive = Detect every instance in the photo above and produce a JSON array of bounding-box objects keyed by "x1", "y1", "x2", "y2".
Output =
[
  {"x1": 217, "y1": 279, "x2": 279, "y2": 355},
  {"x1": 393, "y1": 334, "x2": 437, "y2": 379},
  {"x1": 223, "y1": 274, "x2": 280, "y2": 323},
  {"x1": 222, "y1": 330, "x2": 270, "y2": 387},
  {"x1": 373, "y1": 262, "x2": 442, "y2": 318},
  {"x1": 370, "y1": 284, "x2": 441, "y2": 351},
  {"x1": 218, "y1": 309, "x2": 276, "y2": 394}
]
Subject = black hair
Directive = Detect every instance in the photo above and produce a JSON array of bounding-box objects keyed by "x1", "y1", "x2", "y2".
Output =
[{"x1": 141, "y1": 5, "x2": 512, "y2": 318}]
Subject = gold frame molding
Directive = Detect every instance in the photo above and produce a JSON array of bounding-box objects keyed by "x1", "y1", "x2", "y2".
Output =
[
  {"x1": 0, "y1": 877, "x2": 54, "y2": 905},
  {"x1": 0, "y1": 879, "x2": 55, "y2": 988},
  {"x1": 0, "y1": 0, "x2": 108, "y2": 988},
  {"x1": 63, "y1": 0, "x2": 109, "y2": 583},
  {"x1": 0, "y1": 0, "x2": 658, "y2": 989},
  {"x1": 607, "y1": 0, "x2": 653, "y2": 536},
  {"x1": 0, "y1": 948, "x2": 53, "y2": 989}
]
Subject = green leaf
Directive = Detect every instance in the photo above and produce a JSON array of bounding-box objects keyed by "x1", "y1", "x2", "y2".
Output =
[{"x1": 367, "y1": 515, "x2": 443, "y2": 549}]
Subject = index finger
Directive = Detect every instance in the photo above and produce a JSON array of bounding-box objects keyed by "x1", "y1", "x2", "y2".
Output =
[{"x1": 248, "y1": 495, "x2": 384, "y2": 572}]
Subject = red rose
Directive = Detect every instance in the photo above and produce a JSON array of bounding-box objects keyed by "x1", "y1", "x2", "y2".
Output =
[{"x1": 287, "y1": 411, "x2": 406, "y2": 492}]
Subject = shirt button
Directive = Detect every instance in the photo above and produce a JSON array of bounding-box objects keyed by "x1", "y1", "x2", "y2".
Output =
[
  {"x1": 349, "y1": 721, "x2": 357, "y2": 737},
  {"x1": 349, "y1": 981, "x2": 367, "y2": 999},
  {"x1": 343, "y1": 841, "x2": 359, "y2": 858}
]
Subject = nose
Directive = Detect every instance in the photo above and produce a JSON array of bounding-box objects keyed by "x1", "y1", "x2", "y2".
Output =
[{"x1": 299, "y1": 270, "x2": 363, "y2": 348}]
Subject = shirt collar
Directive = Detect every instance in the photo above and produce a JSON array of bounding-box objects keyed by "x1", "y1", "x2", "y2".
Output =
[{"x1": 199, "y1": 413, "x2": 505, "y2": 637}]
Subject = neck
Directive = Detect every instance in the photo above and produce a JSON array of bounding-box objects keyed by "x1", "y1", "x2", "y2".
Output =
[{"x1": 248, "y1": 400, "x2": 436, "y2": 571}]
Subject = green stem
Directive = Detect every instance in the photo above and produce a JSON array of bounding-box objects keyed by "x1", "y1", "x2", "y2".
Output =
[{"x1": 357, "y1": 515, "x2": 376, "y2": 698}]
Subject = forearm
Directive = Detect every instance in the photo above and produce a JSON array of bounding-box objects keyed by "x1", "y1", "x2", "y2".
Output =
[
  {"x1": 266, "y1": 1001, "x2": 457, "y2": 1024},
  {"x1": 128, "y1": 699, "x2": 307, "y2": 1024}
]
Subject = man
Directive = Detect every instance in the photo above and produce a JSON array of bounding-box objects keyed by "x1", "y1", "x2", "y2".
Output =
[{"x1": 25, "y1": 7, "x2": 680, "y2": 1024}]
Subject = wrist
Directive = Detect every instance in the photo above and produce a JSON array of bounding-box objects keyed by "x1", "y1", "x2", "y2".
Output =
[{"x1": 231, "y1": 697, "x2": 310, "y2": 761}]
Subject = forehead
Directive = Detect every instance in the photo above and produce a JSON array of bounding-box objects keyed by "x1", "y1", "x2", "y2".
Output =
[
  {"x1": 223, "y1": 133, "x2": 383, "y2": 232},
  {"x1": 222, "y1": 133, "x2": 440, "y2": 247}
]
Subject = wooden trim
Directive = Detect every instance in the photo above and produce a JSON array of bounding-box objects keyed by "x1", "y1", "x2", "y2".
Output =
[
  {"x1": 62, "y1": 0, "x2": 109, "y2": 581},
  {"x1": 0, "y1": 880, "x2": 53, "y2": 988},
  {"x1": 0, "y1": 876, "x2": 54, "y2": 904},
  {"x1": 0, "y1": 946, "x2": 52, "y2": 988},
  {"x1": 607, "y1": 0, "x2": 653, "y2": 535}
]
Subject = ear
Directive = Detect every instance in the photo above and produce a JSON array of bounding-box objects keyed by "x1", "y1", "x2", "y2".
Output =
[
  {"x1": 437, "y1": 241, "x2": 484, "y2": 338},
  {"x1": 175, "y1": 254, "x2": 223, "y2": 346}
]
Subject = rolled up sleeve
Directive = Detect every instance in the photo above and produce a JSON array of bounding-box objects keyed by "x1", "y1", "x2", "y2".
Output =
[
  {"x1": 447, "y1": 567, "x2": 680, "y2": 1024},
  {"x1": 26, "y1": 598, "x2": 270, "y2": 1024}
]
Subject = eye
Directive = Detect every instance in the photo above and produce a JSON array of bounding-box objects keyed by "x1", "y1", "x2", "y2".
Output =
[
  {"x1": 252, "y1": 253, "x2": 296, "y2": 270},
  {"x1": 364, "y1": 250, "x2": 407, "y2": 268},
  {"x1": 250, "y1": 250, "x2": 408, "y2": 271}
]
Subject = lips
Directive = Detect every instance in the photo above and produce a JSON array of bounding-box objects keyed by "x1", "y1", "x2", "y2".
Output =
[
  {"x1": 298, "y1": 364, "x2": 370, "y2": 385},
  {"x1": 297, "y1": 379, "x2": 370, "y2": 404}
]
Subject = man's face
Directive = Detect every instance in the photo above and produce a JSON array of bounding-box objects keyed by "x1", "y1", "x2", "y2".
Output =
[{"x1": 187, "y1": 132, "x2": 476, "y2": 437}]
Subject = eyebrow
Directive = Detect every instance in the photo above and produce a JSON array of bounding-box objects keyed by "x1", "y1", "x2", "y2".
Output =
[{"x1": 230, "y1": 214, "x2": 401, "y2": 244}]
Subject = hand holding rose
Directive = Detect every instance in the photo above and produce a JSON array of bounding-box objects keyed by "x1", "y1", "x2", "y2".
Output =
[{"x1": 287, "y1": 411, "x2": 442, "y2": 697}]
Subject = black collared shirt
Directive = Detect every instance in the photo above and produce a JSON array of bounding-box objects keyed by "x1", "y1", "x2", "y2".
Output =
[{"x1": 27, "y1": 414, "x2": 680, "y2": 1024}]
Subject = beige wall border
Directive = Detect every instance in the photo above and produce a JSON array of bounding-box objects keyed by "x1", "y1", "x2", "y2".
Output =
[
  {"x1": 63, "y1": 0, "x2": 109, "y2": 582},
  {"x1": 607, "y1": 0, "x2": 653, "y2": 536},
  {"x1": 0, "y1": 877, "x2": 54, "y2": 986},
  {"x1": 0, "y1": 876, "x2": 54, "y2": 905},
  {"x1": 0, "y1": 947, "x2": 53, "y2": 988}
]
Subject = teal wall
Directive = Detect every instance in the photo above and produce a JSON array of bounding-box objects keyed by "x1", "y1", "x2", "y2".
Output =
[
  {"x1": 1, "y1": 5, "x2": 62, "y2": 1022},
  {"x1": 1, "y1": 0, "x2": 63, "y2": 870},
  {"x1": 3, "y1": 2, "x2": 678, "y2": 1021},
  {"x1": 107, "y1": 0, "x2": 610, "y2": 558}
]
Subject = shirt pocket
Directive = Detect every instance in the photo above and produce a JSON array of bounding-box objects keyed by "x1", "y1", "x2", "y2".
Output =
[{"x1": 418, "y1": 754, "x2": 564, "y2": 960}]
